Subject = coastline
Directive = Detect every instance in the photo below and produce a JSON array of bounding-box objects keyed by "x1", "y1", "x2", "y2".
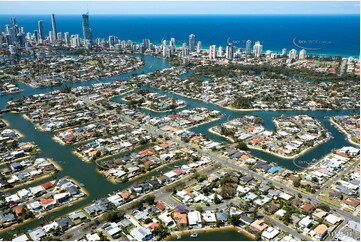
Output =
[
  {"x1": 208, "y1": 123, "x2": 330, "y2": 160},
  {"x1": 165, "y1": 225, "x2": 256, "y2": 241},
  {"x1": 330, "y1": 117, "x2": 359, "y2": 146}
]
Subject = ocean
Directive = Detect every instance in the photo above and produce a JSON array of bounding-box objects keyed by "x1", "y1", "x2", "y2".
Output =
[{"x1": 0, "y1": 14, "x2": 359, "y2": 57}]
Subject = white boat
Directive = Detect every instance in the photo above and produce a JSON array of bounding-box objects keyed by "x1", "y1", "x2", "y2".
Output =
[
  {"x1": 190, "y1": 232, "x2": 198, "y2": 238},
  {"x1": 176, "y1": 234, "x2": 181, "y2": 239}
]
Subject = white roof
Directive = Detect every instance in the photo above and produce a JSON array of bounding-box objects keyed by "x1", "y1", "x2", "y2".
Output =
[
  {"x1": 279, "y1": 192, "x2": 293, "y2": 200},
  {"x1": 262, "y1": 227, "x2": 280, "y2": 239},
  {"x1": 299, "y1": 216, "x2": 313, "y2": 227},
  {"x1": 86, "y1": 233, "x2": 101, "y2": 241},
  {"x1": 12, "y1": 234, "x2": 29, "y2": 241},
  {"x1": 188, "y1": 211, "x2": 201, "y2": 225},
  {"x1": 325, "y1": 214, "x2": 342, "y2": 224},
  {"x1": 202, "y1": 211, "x2": 217, "y2": 223},
  {"x1": 275, "y1": 209, "x2": 286, "y2": 217}
]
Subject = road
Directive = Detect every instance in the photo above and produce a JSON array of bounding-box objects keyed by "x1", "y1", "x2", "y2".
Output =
[
  {"x1": 315, "y1": 160, "x2": 360, "y2": 196},
  {"x1": 80, "y1": 95, "x2": 359, "y2": 223}
]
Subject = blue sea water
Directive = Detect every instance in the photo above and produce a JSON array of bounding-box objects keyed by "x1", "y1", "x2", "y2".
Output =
[{"x1": 0, "y1": 14, "x2": 359, "y2": 57}]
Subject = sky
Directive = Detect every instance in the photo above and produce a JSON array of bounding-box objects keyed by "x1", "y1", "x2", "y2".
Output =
[{"x1": 0, "y1": 1, "x2": 359, "y2": 15}]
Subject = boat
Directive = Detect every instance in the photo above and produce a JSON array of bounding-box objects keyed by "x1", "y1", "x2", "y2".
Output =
[
  {"x1": 190, "y1": 232, "x2": 198, "y2": 238},
  {"x1": 238, "y1": 230, "x2": 243, "y2": 234},
  {"x1": 68, "y1": 204, "x2": 73, "y2": 207},
  {"x1": 176, "y1": 234, "x2": 181, "y2": 239}
]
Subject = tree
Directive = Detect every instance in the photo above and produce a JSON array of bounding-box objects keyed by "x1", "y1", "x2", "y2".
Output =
[
  {"x1": 230, "y1": 214, "x2": 240, "y2": 226},
  {"x1": 311, "y1": 177, "x2": 319, "y2": 183},
  {"x1": 293, "y1": 180, "x2": 301, "y2": 187},
  {"x1": 236, "y1": 141, "x2": 249, "y2": 151},
  {"x1": 153, "y1": 225, "x2": 169, "y2": 240},
  {"x1": 144, "y1": 195, "x2": 155, "y2": 205},
  {"x1": 60, "y1": 85, "x2": 72, "y2": 93}
]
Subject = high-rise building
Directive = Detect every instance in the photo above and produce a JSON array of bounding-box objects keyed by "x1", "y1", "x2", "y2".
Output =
[
  {"x1": 57, "y1": 32, "x2": 62, "y2": 41},
  {"x1": 289, "y1": 49, "x2": 297, "y2": 59},
  {"x1": 51, "y1": 14, "x2": 57, "y2": 42},
  {"x1": 189, "y1": 34, "x2": 195, "y2": 52},
  {"x1": 253, "y1": 41, "x2": 263, "y2": 57},
  {"x1": 82, "y1": 12, "x2": 92, "y2": 42},
  {"x1": 282, "y1": 48, "x2": 287, "y2": 56},
  {"x1": 49, "y1": 30, "x2": 54, "y2": 43},
  {"x1": 226, "y1": 44, "x2": 234, "y2": 59},
  {"x1": 299, "y1": 49, "x2": 306, "y2": 60},
  {"x1": 196, "y1": 41, "x2": 202, "y2": 53},
  {"x1": 143, "y1": 38, "x2": 150, "y2": 50},
  {"x1": 217, "y1": 46, "x2": 223, "y2": 57},
  {"x1": 11, "y1": 17, "x2": 16, "y2": 27},
  {"x1": 182, "y1": 42, "x2": 189, "y2": 57},
  {"x1": 108, "y1": 36, "x2": 118, "y2": 47},
  {"x1": 38, "y1": 20, "x2": 44, "y2": 41},
  {"x1": 33, "y1": 30, "x2": 39, "y2": 43},
  {"x1": 64, "y1": 32, "x2": 70, "y2": 45},
  {"x1": 209, "y1": 45, "x2": 216, "y2": 60},
  {"x1": 245, "y1": 40, "x2": 252, "y2": 54}
]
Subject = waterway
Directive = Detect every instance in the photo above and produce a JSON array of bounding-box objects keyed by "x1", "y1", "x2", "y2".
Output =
[
  {"x1": 166, "y1": 227, "x2": 253, "y2": 241},
  {"x1": 0, "y1": 54, "x2": 359, "y2": 240}
]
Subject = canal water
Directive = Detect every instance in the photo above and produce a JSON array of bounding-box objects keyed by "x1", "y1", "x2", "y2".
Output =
[
  {"x1": 166, "y1": 227, "x2": 254, "y2": 241},
  {"x1": 0, "y1": 54, "x2": 359, "y2": 239}
]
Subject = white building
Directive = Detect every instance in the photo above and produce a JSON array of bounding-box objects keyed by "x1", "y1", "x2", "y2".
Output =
[{"x1": 253, "y1": 41, "x2": 263, "y2": 57}]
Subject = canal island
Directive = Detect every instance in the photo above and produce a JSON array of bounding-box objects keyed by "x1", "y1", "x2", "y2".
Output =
[{"x1": 0, "y1": 3, "x2": 360, "y2": 242}]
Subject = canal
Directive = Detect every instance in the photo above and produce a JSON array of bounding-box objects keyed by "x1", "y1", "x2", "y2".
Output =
[
  {"x1": 0, "y1": 54, "x2": 359, "y2": 239},
  {"x1": 166, "y1": 227, "x2": 254, "y2": 241}
]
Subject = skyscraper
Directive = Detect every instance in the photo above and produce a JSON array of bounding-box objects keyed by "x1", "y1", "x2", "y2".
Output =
[
  {"x1": 253, "y1": 41, "x2": 263, "y2": 57},
  {"x1": 82, "y1": 12, "x2": 92, "y2": 41},
  {"x1": 38, "y1": 20, "x2": 44, "y2": 41},
  {"x1": 282, "y1": 48, "x2": 287, "y2": 56},
  {"x1": 289, "y1": 49, "x2": 297, "y2": 59},
  {"x1": 209, "y1": 45, "x2": 216, "y2": 60},
  {"x1": 299, "y1": 49, "x2": 306, "y2": 60},
  {"x1": 189, "y1": 34, "x2": 195, "y2": 52},
  {"x1": 196, "y1": 41, "x2": 202, "y2": 53},
  {"x1": 51, "y1": 14, "x2": 57, "y2": 42},
  {"x1": 64, "y1": 32, "x2": 70, "y2": 45},
  {"x1": 245, "y1": 40, "x2": 252, "y2": 54},
  {"x1": 226, "y1": 44, "x2": 234, "y2": 59}
]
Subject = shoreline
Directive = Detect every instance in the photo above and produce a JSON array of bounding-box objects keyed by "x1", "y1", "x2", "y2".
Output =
[
  {"x1": 330, "y1": 117, "x2": 359, "y2": 146},
  {"x1": 208, "y1": 122, "x2": 330, "y2": 160},
  {"x1": 149, "y1": 87, "x2": 351, "y2": 113},
  {"x1": 165, "y1": 225, "x2": 256, "y2": 241}
]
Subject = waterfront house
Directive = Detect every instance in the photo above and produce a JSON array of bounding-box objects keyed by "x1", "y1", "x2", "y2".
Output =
[
  {"x1": 28, "y1": 227, "x2": 46, "y2": 241},
  {"x1": 173, "y1": 212, "x2": 188, "y2": 226},
  {"x1": 55, "y1": 217, "x2": 75, "y2": 231},
  {"x1": 250, "y1": 220, "x2": 268, "y2": 232},
  {"x1": 129, "y1": 226, "x2": 153, "y2": 241},
  {"x1": 262, "y1": 227, "x2": 280, "y2": 240},
  {"x1": 187, "y1": 211, "x2": 202, "y2": 228}
]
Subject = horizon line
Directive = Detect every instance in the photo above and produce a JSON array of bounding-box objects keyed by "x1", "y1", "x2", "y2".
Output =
[{"x1": 1, "y1": 13, "x2": 360, "y2": 16}]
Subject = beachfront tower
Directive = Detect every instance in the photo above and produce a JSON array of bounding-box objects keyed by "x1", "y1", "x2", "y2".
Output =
[
  {"x1": 299, "y1": 49, "x2": 307, "y2": 60},
  {"x1": 253, "y1": 41, "x2": 263, "y2": 57},
  {"x1": 82, "y1": 12, "x2": 92, "y2": 42},
  {"x1": 38, "y1": 20, "x2": 44, "y2": 41},
  {"x1": 245, "y1": 40, "x2": 252, "y2": 54},
  {"x1": 189, "y1": 34, "x2": 195, "y2": 52},
  {"x1": 51, "y1": 14, "x2": 57, "y2": 43},
  {"x1": 209, "y1": 45, "x2": 216, "y2": 60},
  {"x1": 289, "y1": 49, "x2": 297, "y2": 59}
]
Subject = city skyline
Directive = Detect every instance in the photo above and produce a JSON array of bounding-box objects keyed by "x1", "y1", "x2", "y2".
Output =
[{"x1": 0, "y1": 1, "x2": 359, "y2": 15}]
